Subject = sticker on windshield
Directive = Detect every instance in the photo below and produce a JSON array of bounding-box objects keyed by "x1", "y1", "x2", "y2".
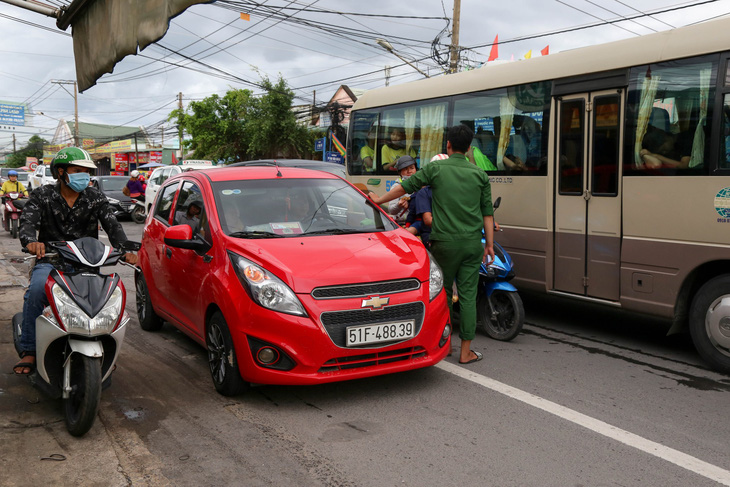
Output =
[
  {"x1": 270, "y1": 222, "x2": 303, "y2": 235},
  {"x1": 222, "y1": 190, "x2": 233, "y2": 195},
  {"x1": 232, "y1": 189, "x2": 241, "y2": 194}
]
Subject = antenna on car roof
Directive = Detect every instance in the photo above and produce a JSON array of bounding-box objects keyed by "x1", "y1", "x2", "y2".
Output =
[{"x1": 274, "y1": 159, "x2": 282, "y2": 178}]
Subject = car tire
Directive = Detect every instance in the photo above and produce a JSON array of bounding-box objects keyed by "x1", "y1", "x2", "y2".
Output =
[
  {"x1": 206, "y1": 311, "x2": 248, "y2": 396},
  {"x1": 689, "y1": 275, "x2": 730, "y2": 374},
  {"x1": 135, "y1": 271, "x2": 164, "y2": 331}
]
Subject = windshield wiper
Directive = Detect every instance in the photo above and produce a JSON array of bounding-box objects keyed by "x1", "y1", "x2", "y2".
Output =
[
  {"x1": 301, "y1": 228, "x2": 379, "y2": 236},
  {"x1": 229, "y1": 231, "x2": 285, "y2": 238}
]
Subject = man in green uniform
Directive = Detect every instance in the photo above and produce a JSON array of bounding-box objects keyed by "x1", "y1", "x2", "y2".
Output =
[{"x1": 371, "y1": 124, "x2": 494, "y2": 365}]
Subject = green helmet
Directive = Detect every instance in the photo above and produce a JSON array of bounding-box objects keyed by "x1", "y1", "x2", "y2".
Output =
[{"x1": 50, "y1": 147, "x2": 97, "y2": 179}]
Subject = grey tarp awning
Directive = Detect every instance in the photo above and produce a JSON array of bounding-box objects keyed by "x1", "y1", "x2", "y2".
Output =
[{"x1": 62, "y1": 0, "x2": 211, "y2": 92}]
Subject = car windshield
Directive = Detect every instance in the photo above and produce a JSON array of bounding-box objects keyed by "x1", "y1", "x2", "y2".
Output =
[
  {"x1": 99, "y1": 177, "x2": 127, "y2": 191},
  {"x1": 213, "y1": 178, "x2": 396, "y2": 237},
  {"x1": 45, "y1": 167, "x2": 52, "y2": 176}
]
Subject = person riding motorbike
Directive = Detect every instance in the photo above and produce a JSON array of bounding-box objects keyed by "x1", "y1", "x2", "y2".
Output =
[
  {"x1": 13, "y1": 147, "x2": 138, "y2": 375},
  {"x1": 0, "y1": 169, "x2": 29, "y2": 210},
  {"x1": 124, "y1": 170, "x2": 145, "y2": 202}
]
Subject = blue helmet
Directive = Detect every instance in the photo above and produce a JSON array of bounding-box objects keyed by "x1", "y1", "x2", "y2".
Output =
[{"x1": 8, "y1": 170, "x2": 18, "y2": 177}]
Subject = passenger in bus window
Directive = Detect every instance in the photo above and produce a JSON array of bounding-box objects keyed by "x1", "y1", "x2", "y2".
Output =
[
  {"x1": 639, "y1": 128, "x2": 691, "y2": 169},
  {"x1": 381, "y1": 127, "x2": 417, "y2": 171},
  {"x1": 359, "y1": 125, "x2": 377, "y2": 172}
]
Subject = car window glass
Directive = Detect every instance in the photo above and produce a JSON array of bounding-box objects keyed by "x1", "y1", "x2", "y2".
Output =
[
  {"x1": 154, "y1": 182, "x2": 178, "y2": 224},
  {"x1": 213, "y1": 178, "x2": 396, "y2": 236},
  {"x1": 173, "y1": 181, "x2": 212, "y2": 246}
]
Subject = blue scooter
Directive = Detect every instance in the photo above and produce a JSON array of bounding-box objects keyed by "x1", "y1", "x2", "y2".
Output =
[{"x1": 476, "y1": 197, "x2": 525, "y2": 341}]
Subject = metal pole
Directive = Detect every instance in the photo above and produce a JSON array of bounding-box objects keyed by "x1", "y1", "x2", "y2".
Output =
[
  {"x1": 178, "y1": 92, "x2": 183, "y2": 163},
  {"x1": 449, "y1": 0, "x2": 461, "y2": 73},
  {"x1": 134, "y1": 133, "x2": 138, "y2": 176},
  {"x1": 0, "y1": 0, "x2": 59, "y2": 18}
]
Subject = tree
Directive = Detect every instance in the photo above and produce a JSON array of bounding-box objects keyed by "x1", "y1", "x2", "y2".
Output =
[
  {"x1": 170, "y1": 76, "x2": 313, "y2": 164},
  {"x1": 6, "y1": 135, "x2": 48, "y2": 167}
]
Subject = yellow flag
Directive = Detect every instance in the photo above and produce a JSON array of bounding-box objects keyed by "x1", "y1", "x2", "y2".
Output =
[
  {"x1": 240, "y1": 12, "x2": 250, "y2": 21},
  {"x1": 524, "y1": 50, "x2": 532, "y2": 59}
]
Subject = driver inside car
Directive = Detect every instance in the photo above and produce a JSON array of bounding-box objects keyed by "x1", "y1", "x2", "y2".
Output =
[{"x1": 13, "y1": 147, "x2": 138, "y2": 375}]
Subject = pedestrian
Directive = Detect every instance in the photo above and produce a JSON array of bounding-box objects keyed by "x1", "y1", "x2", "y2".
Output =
[
  {"x1": 388, "y1": 155, "x2": 418, "y2": 224},
  {"x1": 370, "y1": 124, "x2": 495, "y2": 365}
]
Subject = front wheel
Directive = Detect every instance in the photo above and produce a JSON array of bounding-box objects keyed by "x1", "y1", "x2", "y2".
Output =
[
  {"x1": 64, "y1": 355, "x2": 102, "y2": 437},
  {"x1": 689, "y1": 275, "x2": 730, "y2": 374},
  {"x1": 136, "y1": 272, "x2": 164, "y2": 331},
  {"x1": 477, "y1": 289, "x2": 524, "y2": 341},
  {"x1": 206, "y1": 311, "x2": 248, "y2": 396},
  {"x1": 131, "y1": 206, "x2": 146, "y2": 224},
  {"x1": 10, "y1": 218, "x2": 18, "y2": 238}
]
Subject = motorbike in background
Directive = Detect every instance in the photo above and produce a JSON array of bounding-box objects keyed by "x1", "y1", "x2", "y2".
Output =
[
  {"x1": 2, "y1": 192, "x2": 23, "y2": 239},
  {"x1": 130, "y1": 198, "x2": 146, "y2": 224},
  {"x1": 13, "y1": 237, "x2": 140, "y2": 436},
  {"x1": 476, "y1": 197, "x2": 525, "y2": 341}
]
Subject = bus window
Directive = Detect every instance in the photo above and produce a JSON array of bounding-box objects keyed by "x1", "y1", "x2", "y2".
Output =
[
  {"x1": 348, "y1": 110, "x2": 379, "y2": 176},
  {"x1": 558, "y1": 100, "x2": 584, "y2": 194},
  {"x1": 722, "y1": 95, "x2": 730, "y2": 169},
  {"x1": 591, "y1": 95, "x2": 620, "y2": 196},
  {"x1": 625, "y1": 57, "x2": 718, "y2": 174},
  {"x1": 453, "y1": 81, "x2": 550, "y2": 175}
]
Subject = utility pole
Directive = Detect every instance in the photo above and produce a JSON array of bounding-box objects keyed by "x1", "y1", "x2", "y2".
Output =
[
  {"x1": 73, "y1": 81, "x2": 79, "y2": 146},
  {"x1": 385, "y1": 65, "x2": 391, "y2": 86},
  {"x1": 178, "y1": 92, "x2": 183, "y2": 163},
  {"x1": 449, "y1": 0, "x2": 462, "y2": 74},
  {"x1": 52, "y1": 80, "x2": 79, "y2": 145},
  {"x1": 312, "y1": 90, "x2": 316, "y2": 125},
  {"x1": 12, "y1": 133, "x2": 16, "y2": 153}
]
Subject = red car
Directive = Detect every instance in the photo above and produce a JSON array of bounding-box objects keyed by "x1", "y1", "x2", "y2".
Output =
[{"x1": 136, "y1": 166, "x2": 451, "y2": 395}]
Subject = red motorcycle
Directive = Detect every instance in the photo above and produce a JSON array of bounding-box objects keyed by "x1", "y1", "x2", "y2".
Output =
[{"x1": 2, "y1": 192, "x2": 23, "y2": 239}]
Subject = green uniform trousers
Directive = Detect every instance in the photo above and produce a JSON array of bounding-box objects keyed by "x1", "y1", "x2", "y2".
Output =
[{"x1": 430, "y1": 238, "x2": 484, "y2": 341}]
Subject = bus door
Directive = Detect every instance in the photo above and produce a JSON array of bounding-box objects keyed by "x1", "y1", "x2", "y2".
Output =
[{"x1": 553, "y1": 90, "x2": 623, "y2": 300}]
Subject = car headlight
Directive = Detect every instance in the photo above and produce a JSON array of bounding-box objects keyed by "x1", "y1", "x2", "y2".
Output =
[
  {"x1": 228, "y1": 252, "x2": 307, "y2": 316},
  {"x1": 427, "y1": 250, "x2": 443, "y2": 301},
  {"x1": 107, "y1": 196, "x2": 120, "y2": 204},
  {"x1": 51, "y1": 283, "x2": 124, "y2": 335}
]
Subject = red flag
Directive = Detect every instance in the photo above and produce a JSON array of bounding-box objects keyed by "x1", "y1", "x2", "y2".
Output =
[
  {"x1": 541, "y1": 45, "x2": 549, "y2": 56},
  {"x1": 488, "y1": 35, "x2": 499, "y2": 62}
]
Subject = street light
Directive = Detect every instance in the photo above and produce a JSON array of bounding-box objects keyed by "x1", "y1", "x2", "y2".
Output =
[{"x1": 376, "y1": 38, "x2": 430, "y2": 78}]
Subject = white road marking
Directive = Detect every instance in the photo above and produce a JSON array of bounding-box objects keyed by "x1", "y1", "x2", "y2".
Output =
[{"x1": 437, "y1": 361, "x2": 730, "y2": 486}]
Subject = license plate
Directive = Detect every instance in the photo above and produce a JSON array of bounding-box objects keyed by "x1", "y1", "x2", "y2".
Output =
[{"x1": 346, "y1": 320, "x2": 415, "y2": 346}]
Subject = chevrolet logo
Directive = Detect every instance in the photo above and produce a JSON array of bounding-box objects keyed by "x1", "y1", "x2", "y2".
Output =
[{"x1": 361, "y1": 296, "x2": 389, "y2": 309}]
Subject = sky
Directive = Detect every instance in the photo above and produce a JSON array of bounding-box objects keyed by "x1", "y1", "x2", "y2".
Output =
[{"x1": 1, "y1": 0, "x2": 729, "y2": 154}]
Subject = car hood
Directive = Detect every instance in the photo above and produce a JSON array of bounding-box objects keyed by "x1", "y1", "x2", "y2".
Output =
[
  {"x1": 103, "y1": 189, "x2": 133, "y2": 202},
  {"x1": 227, "y1": 230, "x2": 430, "y2": 293}
]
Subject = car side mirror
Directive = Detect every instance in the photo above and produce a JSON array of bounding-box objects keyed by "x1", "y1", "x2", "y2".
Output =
[{"x1": 164, "y1": 225, "x2": 210, "y2": 252}]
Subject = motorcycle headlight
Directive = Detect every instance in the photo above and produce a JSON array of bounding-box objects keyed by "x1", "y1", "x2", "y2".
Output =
[
  {"x1": 228, "y1": 252, "x2": 307, "y2": 316},
  {"x1": 51, "y1": 283, "x2": 123, "y2": 335},
  {"x1": 427, "y1": 250, "x2": 444, "y2": 301},
  {"x1": 107, "y1": 196, "x2": 120, "y2": 204}
]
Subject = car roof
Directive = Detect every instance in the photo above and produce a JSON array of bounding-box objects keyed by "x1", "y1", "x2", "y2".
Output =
[{"x1": 175, "y1": 165, "x2": 343, "y2": 183}]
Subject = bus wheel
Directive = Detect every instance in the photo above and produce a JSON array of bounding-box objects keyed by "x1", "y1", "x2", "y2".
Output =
[{"x1": 689, "y1": 275, "x2": 730, "y2": 374}]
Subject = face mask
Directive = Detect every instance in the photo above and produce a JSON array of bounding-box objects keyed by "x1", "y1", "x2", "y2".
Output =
[{"x1": 66, "y1": 172, "x2": 90, "y2": 192}]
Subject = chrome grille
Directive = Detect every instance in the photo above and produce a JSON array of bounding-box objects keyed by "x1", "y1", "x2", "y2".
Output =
[
  {"x1": 312, "y1": 279, "x2": 421, "y2": 299},
  {"x1": 320, "y1": 302, "x2": 425, "y2": 348}
]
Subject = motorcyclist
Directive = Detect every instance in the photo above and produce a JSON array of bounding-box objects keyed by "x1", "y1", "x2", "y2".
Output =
[
  {"x1": 13, "y1": 147, "x2": 138, "y2": 375},
  {"x1": 0, "y1": 169, "x2": 29, "y2": 210},
  {"x1": 124, "y1": 170, "x2": 145, "y2": 201}
]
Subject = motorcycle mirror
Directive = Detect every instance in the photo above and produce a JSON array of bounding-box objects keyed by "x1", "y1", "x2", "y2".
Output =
[{"x1": 493, "y1": 196, "x2": 501, "y2": 210}]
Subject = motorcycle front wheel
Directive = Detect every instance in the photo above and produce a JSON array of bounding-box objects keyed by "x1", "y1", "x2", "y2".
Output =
[
  {"x1": 10, "y1": 218, "x2": 18, "y2": 238},
  {"x1": 477, "y1": 289, "x2": 525, "y2": 341},
  {"x1": 64, "y1": 354, "x2": 102, "y2": 437},
  {"x1": 131, "y1": 206, "x2": 146, "y2": 224}
]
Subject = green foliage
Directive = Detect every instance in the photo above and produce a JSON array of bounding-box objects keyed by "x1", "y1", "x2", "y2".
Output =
[
  {"x1": 6, "y1": 135, "x2": 47, "y2": 167},
  {"x1": 169, "y1": 76, "x2": 315, "y2": 164}
]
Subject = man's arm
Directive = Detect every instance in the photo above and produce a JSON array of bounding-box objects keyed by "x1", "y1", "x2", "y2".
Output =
[
  {"x1": 483, "y1": 215, "x2": 495, "y2": 264},
  {"x1": 19, "y1": 190, "x2": 44, "y2": 256},
  {"x1": 370, "y1": 184, "x2": 406, "y2": 206}
]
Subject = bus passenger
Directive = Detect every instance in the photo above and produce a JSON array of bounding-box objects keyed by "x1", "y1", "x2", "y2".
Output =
[
  {"x1": 360, "y1": 125, "x2": 377, "y2": 172},
  {"x1": 640, "y1": 129, "x2": 691, "y2": 169},
  {"x1": 381, "y1": 127, "x2": 417, "y2": 171}
]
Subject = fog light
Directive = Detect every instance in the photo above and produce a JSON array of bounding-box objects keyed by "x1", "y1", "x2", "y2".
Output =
[
  {"x1": 439, "y1": 324, "x2": 451, "y2": 347},
  {"x1": 257, "y1": 347, "x2": 279, "y2": 365}
]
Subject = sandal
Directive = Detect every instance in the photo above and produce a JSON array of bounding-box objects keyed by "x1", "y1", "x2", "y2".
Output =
[
  {"x1": 459, "y1": 350, "x2": 483, "y2": 364},
  {"x1": 13, "y1": 352, "x2": 36, "y2": 375}
]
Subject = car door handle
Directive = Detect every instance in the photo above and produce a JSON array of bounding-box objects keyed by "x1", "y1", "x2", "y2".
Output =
[{"x1": 166, "y1": 247, "x2": 172, "y2": 259}]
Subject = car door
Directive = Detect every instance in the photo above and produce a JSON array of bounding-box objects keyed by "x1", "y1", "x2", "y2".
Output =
[
  {"x1": 161, "y1": 180, "x2": 214, "y2": 339},
  {"x1": 143, "y1": 180, "x2": 180, "y2": 317}
]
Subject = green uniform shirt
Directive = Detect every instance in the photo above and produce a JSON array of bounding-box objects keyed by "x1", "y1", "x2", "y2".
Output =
[{"x1": 400, "y1": 153, "x2": 493, "y2": 242}]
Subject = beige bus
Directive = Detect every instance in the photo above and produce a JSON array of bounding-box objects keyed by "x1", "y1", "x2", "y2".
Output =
[{"x1": 346, "y1": 17, "x2": 730, "y2": 373}]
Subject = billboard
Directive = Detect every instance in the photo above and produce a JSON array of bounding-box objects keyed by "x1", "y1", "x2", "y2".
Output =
[{"x1": 0, "y1": 102, "x2": 25, "y2": 127}]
